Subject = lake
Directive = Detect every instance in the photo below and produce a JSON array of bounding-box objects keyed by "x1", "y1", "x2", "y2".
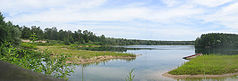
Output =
[{"x1": 68, "y1": 45, "x2": 195, "y2": 81}]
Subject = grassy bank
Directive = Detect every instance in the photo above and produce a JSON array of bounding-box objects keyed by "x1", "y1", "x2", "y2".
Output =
[
  {"x1": 169, "y1": 55, "x2": 238, "y2": 75},
  {"x1": 37, "y1": 46, "x2": 136, "y2": 64}
]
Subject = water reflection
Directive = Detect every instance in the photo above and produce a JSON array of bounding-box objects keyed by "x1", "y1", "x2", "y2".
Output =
[
  {"x1": 69, "y1": 45, "x2": 195, "y2": 81},
  {"x1": 77, "y1": 46, "x2": 154, "y2": 52},
  {"x1": 70, "y1": 45, "x2": 238, "y2": 81},
  {"x1": 72, "y1": 58, "x2": 136, "y2": 81},
  {"x1": 196, "y1": 47, "x2": 238, "y2": 55}
]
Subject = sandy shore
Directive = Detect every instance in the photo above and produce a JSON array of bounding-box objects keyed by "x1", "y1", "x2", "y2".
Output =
[{"x1": 162, "y1": 72, "x2": 238, "y2": 79}]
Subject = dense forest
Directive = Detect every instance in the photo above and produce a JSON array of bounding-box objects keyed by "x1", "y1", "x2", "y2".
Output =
[
  {"x1": 0, "y1": 12, "x2": 194, "y2": 45},
  {"x1": 19, "y1": 26, "x2": 194, "y2": 45},
  {"x1": 195, "y1": 33, "x2": 238, "y2": 48},
  {"x1": 195, "y1": 33, "x2": 238, "y2": 54},
  {"x1": 0, "y1": 13, "x2": 21, "y2": 45}
]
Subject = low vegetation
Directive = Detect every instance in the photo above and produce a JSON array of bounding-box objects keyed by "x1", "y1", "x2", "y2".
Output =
[
  {"x1": 0, "y1": 42, "x2": 74, "y2": 80},
  {"x1": 169, "y1": 55, "x2": 238, "y2": 75},
  {"x1": 125, "y1": 69, "x2": 135, "y2": 81},
  {"x1": 37, "y1": 45, "x2": 136, "y2": 64}
]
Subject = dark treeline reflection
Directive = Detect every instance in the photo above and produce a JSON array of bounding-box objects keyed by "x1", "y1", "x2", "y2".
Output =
[
  {"x1": 75, "y1": 46, "x2": 154, "y2": 52},
  {"x1": 196, "y1": 47, "x2": 238, "y2": 55}
]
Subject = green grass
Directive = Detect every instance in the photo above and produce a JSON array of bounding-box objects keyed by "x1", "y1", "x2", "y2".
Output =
[
  {"x1": 20, "y1": 42, "x2": 37, "y2": 49},
  {"x1": 169, "y1": 55, "x2": 238, "y2": 75},
  {"x1": 37, "y1": 46, "x2": 136, "y2": 62}
]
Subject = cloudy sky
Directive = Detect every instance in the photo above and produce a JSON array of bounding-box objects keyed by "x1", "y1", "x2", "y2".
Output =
[{"x1": 1, "y1": 0, "x2": 238, "y2": 41}]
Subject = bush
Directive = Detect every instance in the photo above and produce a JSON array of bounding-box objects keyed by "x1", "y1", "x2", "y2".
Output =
[
  {"x1": 20, "y1": 42, "x2": 37, "y2": 49},
  {"x1": 0, "y1": 42, "x2": 74, "y2": 80}
]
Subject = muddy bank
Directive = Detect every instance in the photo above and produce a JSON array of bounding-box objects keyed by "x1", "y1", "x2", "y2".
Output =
[
  {"x1": 0, "y1": 61, "x2": 64, "y2": 81},
  {"x1": 163, "y1": 72, "x2": 238, "y2": 79}
]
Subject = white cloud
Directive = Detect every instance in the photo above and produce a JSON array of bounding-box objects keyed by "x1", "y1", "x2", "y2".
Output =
[
  {"x1": 0, "y1": 0, "x2": 107, "y2": 16},
  {"x1": 147, "y1": 5, "x2": 204, "y2": 23},
  {"x1": 9, "y1": 7, "x2": 149, "y2": 23},
  {"x1": 161, "y1": 0, "x2": 180, "y2": 7},
  {"x1": 202, "y1": 1, "x2": 238, "y2": 30},
  {"x1": 2, "y1": 0, "x2": 238, "y2": 40},
  {"x1": 191, "y1": 0, "x2": 233, "y2": 7},
  {"x1": 9, "y1": 3, "x2": 204, "y2": 25}
]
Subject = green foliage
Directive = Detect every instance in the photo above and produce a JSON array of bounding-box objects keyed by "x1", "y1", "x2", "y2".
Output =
[
  {"x1": 29, "y1": 32, "x2": 38, "y2": 43},
  {"x1": 125, "y1": 69, "x2": 135, "y2": 81},
  {"x1": 20, "y1": 26, "x2": 31, "y2": 39},
  {"x1": 0, "y1": 42, "x2": 74, "y2": 80},
  {"x1": 20, "y1": 42, "x2": 37, "y2": 49},
  {"x1": 195, "y1": 33, "x2": 238, "y2": 48},
  {"x1": 169, "y1": 55, "x2": 238, "y2": 75},
  {"x1": 0, "y1": 12, "x2": 21, "y2": 45},
  {"x1": 18, "y1": 23, "x2": 194, "y2": 45},
  {"x1": 195, "y1": 33, "x2": 238, "y2": 54}
]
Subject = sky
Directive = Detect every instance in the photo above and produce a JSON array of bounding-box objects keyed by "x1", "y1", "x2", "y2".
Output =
[{"x1": 1, "y1": 0, "x2": 238, "y2": 41}]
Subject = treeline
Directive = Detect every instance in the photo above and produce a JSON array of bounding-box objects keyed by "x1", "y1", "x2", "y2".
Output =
[
  {"x1": 195, "y1": 33, "x2": 238, "y2": 48},
  {"x1": 0, "y1": 13, "x2": 21, "y2": 45},
  {"x1": 20, "y1": 26, "x2": 106, "y2": 45},
  {"x1": 0, "y1": 12, "x2": 194, "y2": 45},
  {"x1": 195, "y1": 33, "x2": 238, "y2": 54},
  {"x1": 105, "y1": 38, "x2": 194, "y2": 45},
  {"x1": 19, "y1": 26, "x2": 194, "y2": 45}
]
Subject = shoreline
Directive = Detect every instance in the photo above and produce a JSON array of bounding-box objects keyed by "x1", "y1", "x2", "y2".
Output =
[
  {"x1": 162, "y1": 72, "x2": 238, "y2": 79},
  {"x1": 37, "y1": 46, "x2": 138, "y2": 64},
  {"x1": 66, "y1": 55, "x2": 137, "y2": 64},
  {"x1": 164, "y1": 55, "x2": 238, "y2": 79}
]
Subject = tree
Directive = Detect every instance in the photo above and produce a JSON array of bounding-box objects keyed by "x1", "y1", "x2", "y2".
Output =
[
  {"x1": 0, "y1": 12, "x2": 21, "y2": 45},
  {"x1": 31, "y1": 26, "x2": 44, "y2": 40},
  {"x1": 30, "y1": 33, "x2": 38, "y2": 43},
  {"x1": 21, "y1": 26, "x2": 31, "y2": 39}
]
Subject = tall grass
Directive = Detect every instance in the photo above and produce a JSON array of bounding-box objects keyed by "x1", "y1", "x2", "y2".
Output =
[
  {"x1": 125, "y1": 69, "x2": 135, "y2": 81},
  {"x1": 169, "y1": 54, "x2": 238, "y2": 75}
]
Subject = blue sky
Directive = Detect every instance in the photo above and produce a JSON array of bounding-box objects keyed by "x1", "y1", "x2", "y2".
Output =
[{"x1": 1, "y1": 0, "x2": 238, "y2": 41}]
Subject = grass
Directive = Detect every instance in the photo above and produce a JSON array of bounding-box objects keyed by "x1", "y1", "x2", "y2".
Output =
[
  {"x1": 125, "y1": 69, "x2": 135, "y2": 81},
  {"x1": 37, "y1": 46, "x2": 136, "y2": 63},
  {"x1": 169, "y1": 55, "x2": 238, "y2": 75}
]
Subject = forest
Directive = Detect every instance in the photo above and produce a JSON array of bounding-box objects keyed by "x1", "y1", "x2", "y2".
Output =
[
  {"x1": 0, "y1": 13, "x2": 193, "y2": 45},
  {"x1": 19, "y1": 26, "x2": 194, "y2": 45},
  {"x1": 195, "y1": 33, "x2": 238, "y2": 48},
  {"x1": 195, "y1": 33, "x2": 238, "y2": 54}
]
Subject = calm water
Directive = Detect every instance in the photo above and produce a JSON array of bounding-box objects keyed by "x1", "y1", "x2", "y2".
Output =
[
  {"x1": 67, "y1": 45, "x2": 238, "y2": 81},
  {"x1": 68, "y1": 45, "x2": 193, "y2": 81}
]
